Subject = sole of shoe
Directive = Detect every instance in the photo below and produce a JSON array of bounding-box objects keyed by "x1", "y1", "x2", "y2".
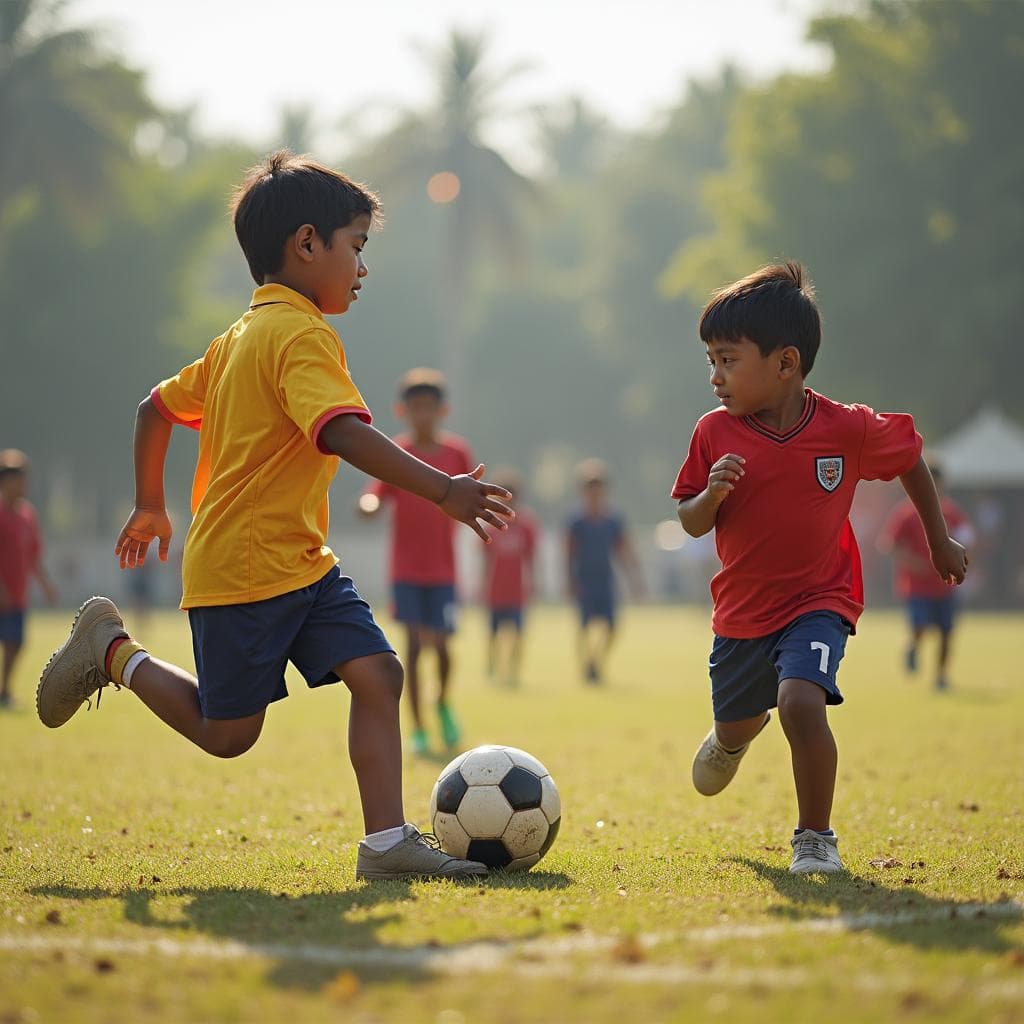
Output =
[
  {"x1": 356, "y1": 867, "x2": 489, "y2": 881},
  {"x1": 37, "y1": 596, "x2": 121, "y2": 728}
]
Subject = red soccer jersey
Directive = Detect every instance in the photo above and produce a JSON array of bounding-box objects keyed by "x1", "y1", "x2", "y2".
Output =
[
  {"x1": 482, "y1": 508, "x2": 539, "y2": 608},
  {"x1": 366, "y1": 433, "x2": 473, "y2": 585},
  {"x1": 0, "y1": 498, "x2": 41, "y2": 610},
  {"x1": 882, "y1": 497, "x2": 971, "y2": 599},
  {"x1": 671, "y1": 389, "x2": 923, "y2": 638}
]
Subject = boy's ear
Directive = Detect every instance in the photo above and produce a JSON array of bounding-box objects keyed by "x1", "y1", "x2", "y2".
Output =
[
  {"x1": 393, "y1": 401, "x2": 407, "y2": 420},
  {"x1": 778, "y1": 345, "x2": 801, "y2": 379},
  {"x1": 292, "y1": 224, "x2": 318, "y2": 263}
]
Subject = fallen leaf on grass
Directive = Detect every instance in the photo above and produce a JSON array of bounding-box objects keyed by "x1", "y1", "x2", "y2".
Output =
[
  {"x1": 1008, "y1": 951, "x2": 1024, "y2": 967},
  {"x1": 611, "y1": 937, "x2": 645, "y2": 964},
  {"x1": 611, "y1": 863, "x2": 623, "y2": 873},
  {"x1": 869, "y1": 857, "x2": 903, "y2": 869},
  {"x1": 323, "y1": 970, "x2": 360, "y2": 1003},
  {"x1": 44, "y1": 910, "x2": 61, "y2": 925},
  {"x1": 616, "y1": 887, "x2": 628, "y2": 898},
  {"x1": 94, "y1": 959, "x2": 115, "y2": 974},
  {"x1": 958, "y1": 802, "x2": 980, "y2": 812},
  {"x1": 996, "y1": 867, "x2": 1024, "y2": 880}
]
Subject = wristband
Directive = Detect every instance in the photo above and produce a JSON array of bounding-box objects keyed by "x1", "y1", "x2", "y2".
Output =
[{"x1": 436, "y1": 475, "x2": 453, "y2": 505}]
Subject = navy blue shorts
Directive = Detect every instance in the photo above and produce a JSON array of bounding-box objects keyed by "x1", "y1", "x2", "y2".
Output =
[
  {"x1": 709, "y1": 610, "x2": 852, "y2": 722},
  {"x1": 907, "y1": 595, "x2": 956, "y2": 633},
  {"x1": 577, "y1": 588, "x2": 616, "y2": 627},
  {"x1": 392, "y1": 582, "x2": 457, "y2": 634},
  {"x1": 490, "y1": 606, "x2": 524, "y2": 633},
  {"x1": 188, "y1": 567, "x2": 394, "y2": 720},
  {"x1": 0, "y1": 610, "x2": 25, "y2": 645}
]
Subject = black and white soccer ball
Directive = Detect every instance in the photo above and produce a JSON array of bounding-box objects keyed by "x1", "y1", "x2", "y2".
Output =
[{"x1": 428, "y1": 745, "x2": 561, "y2": 871}]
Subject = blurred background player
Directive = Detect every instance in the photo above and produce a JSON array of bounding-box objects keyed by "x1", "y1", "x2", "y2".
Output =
[
  {"x1": 565, "y1": 458, "x2": 644, "y2": 685},
  {"x1": 0, "y1": 450, "x2": 57, "y2": 708},
  {"x1": 359, "y1": 368, "x2": 474, "y2": 754},
  {"x1": 480, "y1": 467, "x2": 539, "y2": 688},
  {"x1": 880, "y1": 461, "x2": 974, "y2": 691}
]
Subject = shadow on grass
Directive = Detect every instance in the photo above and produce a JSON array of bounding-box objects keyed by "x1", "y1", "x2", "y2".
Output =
[
  {"x1": 29, "y1": 870, "x2": 570, "y2": 990},
  {"x1": 731, "y1": 856, "x2": 1022, "y2": 955}
]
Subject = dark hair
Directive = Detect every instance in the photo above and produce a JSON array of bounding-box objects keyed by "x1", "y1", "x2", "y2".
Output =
[
  {"x1": 398, "y1": 367, "x2": 447, "y2": 403},
  {"x1": 231, "y1": 150, "x2": 381, "y2": 285},
  {"x1": 699, "y1": 261, "x2": 821, "y2": 375}
]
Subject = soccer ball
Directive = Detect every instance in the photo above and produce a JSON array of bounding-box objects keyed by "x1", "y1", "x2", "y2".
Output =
[{"x1": 428, "y1": 745, "x2": 561, "y2": 871}]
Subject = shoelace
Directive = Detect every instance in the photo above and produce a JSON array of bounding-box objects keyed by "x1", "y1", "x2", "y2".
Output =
[
  {"x1": 704, "y1": 740, "x2": 742, "y2": 771},
  {"x1": 80, "y1": 667, "x2": 118, "y2": 713},
  {"x1": 415, "y1": 831, "x2": 444, "y2": 851},
  {"x1": 794, "y1": 834, "x2": 831, "y2": 861}
]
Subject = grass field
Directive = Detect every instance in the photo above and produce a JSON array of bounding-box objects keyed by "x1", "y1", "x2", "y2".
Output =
[{"x1": 1, "y1": 604, "x2": 1022, "y2": 1024}]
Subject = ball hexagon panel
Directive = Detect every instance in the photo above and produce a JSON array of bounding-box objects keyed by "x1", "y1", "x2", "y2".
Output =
[
  {"x1": 508, "y1": 852, "x2": 541, "y2": 872},
  {"x1": 540, "y1": 773, "x2": 560, "y2": 825},
  {"x1": 432, "y1": 811, "x2": 470, "y2": 859},
  {"x1": 467, "y1": 838, "x2": 513, "y2": 869},
  {"x1": 504, "y1": 746, "x2": 549, "y2": 777},
  {"x1": 502, "y1": 807, "x2": 550, "y2": 859},
  {"x1": 459, "y1": 746, "x2": 514, "y2": 785},
  {"x1": 456, "y1": 785, "x2": 513, "y2": 838},
  {"x1": 538, "y1": 816, "x2": 560, "y2": 858},
  {"x1": 434, "y1": 769, "x2": 468, "y2": 815},
  {"x1": 499, "y1": 766, "x2": 543, "y2": 810}
]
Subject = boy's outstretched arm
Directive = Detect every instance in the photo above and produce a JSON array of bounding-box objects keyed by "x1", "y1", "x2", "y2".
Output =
[
  {"x1": 898, "y1": 456, "x2": 968, "y2": 585},
  {"x1": 114, "y1": 397, "x2": 174, "y2": 569},
  {"x1": 321, "y1": 415, "x2": 513, "y2": 541}
]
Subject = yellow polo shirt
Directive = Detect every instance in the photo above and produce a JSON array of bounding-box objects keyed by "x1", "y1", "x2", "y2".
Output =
[{"x1": 152, "y1": 284, "x2": 371, "y2": 608}]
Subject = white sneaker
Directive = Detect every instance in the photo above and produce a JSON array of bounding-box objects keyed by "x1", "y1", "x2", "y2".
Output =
[
  {"x1": 690, "y1": 713, "x2": 770, "y2": 796},
  {"x1": 789, "y1": 829, "x2": 844, "y2": 874}
]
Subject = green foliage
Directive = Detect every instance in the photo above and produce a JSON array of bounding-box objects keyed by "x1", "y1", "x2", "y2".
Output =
[{"x1": 664, "y1": 0, "x2": 1024, "y2": 434}]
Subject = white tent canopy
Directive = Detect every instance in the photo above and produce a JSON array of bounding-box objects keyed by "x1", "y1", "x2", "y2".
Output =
[{"x1": 933, "y1": 406, "x2": 1024, "y2": 488}]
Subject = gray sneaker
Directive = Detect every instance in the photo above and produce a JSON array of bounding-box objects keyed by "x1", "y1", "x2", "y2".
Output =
[
  {"x1": 691, "y1": 713, "x2": 770, "y2": 796},
  {"x1": 37, "y1": 597, "x2": 127, "y2": 728},
  {"x1": 789, "y1": 829, "x2": 844, "y2": 874},
  {"x1": 356, "y1": 824, "x2": 489, "y2": 881}
]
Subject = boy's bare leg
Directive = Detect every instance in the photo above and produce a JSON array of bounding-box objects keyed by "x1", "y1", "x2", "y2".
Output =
[
  {"x1": 777, "y1": 676, "x2": 836, "y2": 831},
  {"x1": 507, "y1": 626, "x2": 523, "y2": 686},
  {"x1": 936, "y1": 629, "x2": 953, "y2": 688},
  {"x1": 1, "y1": 640, "x2": 20, "y2": 701},
  {"x1": 404, "y1": 626, "x2": 424, "y2": 730},
  {"x1": 714, "y1": 711, "x2": 770, "y2": 750},
  {"x1": 432, "y1": 631, "x2": 452, "y2": 704},
  {"x1": 127, "y1": 656, "x2": 264, "y2": 758},
  {"x1": 338, "y1": 651, "x2": 405, "y2": 834}
]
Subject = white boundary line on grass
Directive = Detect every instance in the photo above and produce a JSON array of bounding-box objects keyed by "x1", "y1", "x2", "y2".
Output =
[{"x1": 1, "y1": 900, "x2": 1021, "y2": 1000}]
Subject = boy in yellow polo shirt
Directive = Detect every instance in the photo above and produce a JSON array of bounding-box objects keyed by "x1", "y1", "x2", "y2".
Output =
[{"x1": 36, "y1": 151, "x2": 513, "y2": 881}]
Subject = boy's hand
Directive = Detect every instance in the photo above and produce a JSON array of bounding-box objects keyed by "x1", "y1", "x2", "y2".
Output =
[
  {"x1": 437, "y1": 464, "x2": 514, "y2": 542},
  {"x1": 930, "y1": 536, "x2": 968, "y2": 586},
  {"x1": 707, "y1": 454, "x2": 746, "y2": 504},
  {"x1": 115, "y1": 507, "x2": 173, "y2": 569}
]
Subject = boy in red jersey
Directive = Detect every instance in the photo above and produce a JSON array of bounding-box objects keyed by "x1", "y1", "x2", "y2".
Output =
[
  {"x1": 672, "y1": 262, "x2": 967, "y2": 874},
  {"x1": 37, "y1": 153, "x2": 512, "y2": 881},
  {"x1": 0, "y1": 450, "x2": 57, "y2": 707},
  {"x1": 880, "y1": 462, "x2": 974, "y2": 692},
  {"x1": 480, "y1": 468, "x2": 540, "y2": 688},
  {"x1": 359, "y1": 369, "x2": 473, "y2": 755}
]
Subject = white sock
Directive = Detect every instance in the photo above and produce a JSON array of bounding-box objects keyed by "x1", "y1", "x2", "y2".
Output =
[
  {"x1": 362, "y1": 824, "x2": 408, "y2": 852},
  {"x1": 121, "y1": 650, "x2": 150, "y2": 689}
]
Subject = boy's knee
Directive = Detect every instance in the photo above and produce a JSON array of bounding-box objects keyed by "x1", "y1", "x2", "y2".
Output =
[
  {"x1": 379, "y1": 654, "x2": 405, "y2": 699},
  {"x1": 206, "y1": 730, "x2": 259, "y2": 759},
  {"x1": 777, "y1": 679, "x2": 826, "y2": 727}
]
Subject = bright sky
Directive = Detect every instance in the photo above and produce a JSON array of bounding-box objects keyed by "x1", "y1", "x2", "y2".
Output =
[{"x1": 75, "y1": 0, "x2": 828, "y2": 165}]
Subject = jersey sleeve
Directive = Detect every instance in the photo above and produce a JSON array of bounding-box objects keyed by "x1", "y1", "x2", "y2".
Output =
[
  {"x1": 151, "y1": 355, "x2": 208, "y2": 431},
  {"x1": 278, "y1": 328, "x2": 372, "y2": 454},
  {"x1": 671, "y1": 420, "x2": 712, "y2": 500},
  {"x1": 857, "y1": 408, "x2": 923, "y2": 482}
]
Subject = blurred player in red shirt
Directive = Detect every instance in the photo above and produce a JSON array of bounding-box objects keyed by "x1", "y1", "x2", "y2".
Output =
[
  {"x1": 360, "y1": 369, "x2": 474, "y2": 755},
  {"x1": 0, "y1": 450, "x2": 57, "y2": 707},
  {"x1": 480, "y1": 468, "x2": 540, "y2": 688},
  {"x1": 880, "y1": 462, "x2": 974, "y2": 691}
]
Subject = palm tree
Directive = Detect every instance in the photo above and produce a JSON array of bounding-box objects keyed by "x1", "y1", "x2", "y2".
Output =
[
  {"x1": 0, "y1": 0, "x2": 152, "y2": 220},
  {"x1": 372, "y1": 30, "x2": 537, "y2": 406}
]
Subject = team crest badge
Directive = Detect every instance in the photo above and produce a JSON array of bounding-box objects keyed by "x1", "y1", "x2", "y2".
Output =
[{"x1": 815, "y1": 456, "x2": 844, "y2": 493}]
